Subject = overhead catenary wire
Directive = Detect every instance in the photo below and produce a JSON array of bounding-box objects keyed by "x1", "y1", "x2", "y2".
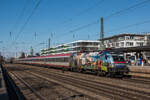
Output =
[
  {"x1": 11, "y1": 0, "x2": 30, "y2": 34},
  {"x1": 105, "y1": 18, "x2": 150, "y2": 35},
  {"x1": 106, "y1": 19, "x2": 150, "y2": 33},
  {"x1": 13, "y1": 0, "x2": 150, "y2": 48},
  {"x1": 91, "y1": 18, "x2": 150, "y2": 37},
  {"x1": 55, "y1": 0, "x2": 150, "y2": 39},
  {"x1": 8, "y1": 0, "x2": 42, "y2": 56},
  {"x1": 62, "y1": 0, "x2": 104, "y2": 24},
  {"x1": 14, "y1": 0, "x2": 42, "y2": 41},
  {"x1": 8, "y1": 0, "x2": 150, "y2": 56},
  {"x1": 104, "y1": 0, "x2": 150, "y2": 19},
  {"x1": 55, "y1": 20, "x2": 99, "y2": 38}
]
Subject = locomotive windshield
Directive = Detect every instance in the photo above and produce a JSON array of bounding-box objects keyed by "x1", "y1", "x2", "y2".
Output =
[{"x1": 112, "y1": 56, "x2": 125, "y2": 62}]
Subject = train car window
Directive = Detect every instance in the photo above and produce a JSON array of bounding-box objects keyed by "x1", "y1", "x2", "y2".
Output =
[
  {"x1": 64, "y1": 58, "x2": 69, "y2": 62},
  {"x1": 53, "y1": 58, "x2": 55, "y2": 62},
  {"x1": 46, "y1": 58, "x2": 48, "y2": 62},
  {"x1": 58, "y1": 58, "x2": 60, "y2": 62},
  {"x1": 47, "y1": 58, "x2": 50, "y2": 62},
  {"x1": 44, "y1": 58, "x2": 47, "y2": 62},
  {"x1": 50, "y1": 58, "x2": 52, "y2": 62},
  {"x1": 51, "y1": 58, "x2": 53, "y2": 62},
  {"x1": 105, "y1": 55, "x2": 107, "y2": 60},
  {"x1": 56, "y1": 58, "x2": 59, "y2": 62},
  {"x1": 55, "y1": 58, "x2": 58, "y2": 62},
  {"x1": 62, "y1": 58, "x2": 64, "y2": 62},
  {"x1": 61, "y1": 58, "x2": 63, "y2": 62},
  {"x1": 55, "y1": 58, "x2": 57, "y2": 62},
  {"x1": 47, "y1": 58, "x2": 49, "y2": 62},
  {"x1": 56, "y1": 58, "x2": 62, "y2": 62},
  {"x1": 112, "y1": 56, "x2": 125, "y2": 62}
]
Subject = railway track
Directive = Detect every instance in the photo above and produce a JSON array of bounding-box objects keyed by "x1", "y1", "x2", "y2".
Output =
[
  {"x1": 29, "y1": 64, "x2": 150, "y2": 85},
  {"x1": 10, "y1": 72, "x2": 46, "y2": 100},
  {"x1": 28, "y1": 69, "x2": 150, "y2": 100},
  {"x1": 4, "y1": 64, "x2": 150, "y2": 100},
  {"x1": 8, "y1": 68, "x2": 92, "y2": 100},
  {"x1": 28, "y1": 65, "x2": 150, "y2": 89},
  {"x1": 0, "y1": 64, "x2": 26, "y2": 100},
  {"x1": 123, "y1": 75, "x2": 150, "y2": 85}
]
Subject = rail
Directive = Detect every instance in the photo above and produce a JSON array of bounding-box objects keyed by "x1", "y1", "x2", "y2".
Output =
[
  {"x1": 0, "y1": 64, "x2": 26, "y2": 100},
  {"x1": 10, "y1": 72, "x2": 46, "y2": 100}
]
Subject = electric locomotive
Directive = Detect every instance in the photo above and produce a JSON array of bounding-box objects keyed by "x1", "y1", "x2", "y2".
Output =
[{"x1": 69, "y1": 50, "x2": 129, "y2": 76}]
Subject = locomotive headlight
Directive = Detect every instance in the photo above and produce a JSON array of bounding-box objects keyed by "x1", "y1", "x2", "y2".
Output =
[{"x1": 111, "y1": 64, "x2": 114, "y2": 68}]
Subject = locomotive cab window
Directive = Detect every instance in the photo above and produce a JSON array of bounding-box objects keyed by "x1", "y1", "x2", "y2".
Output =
[{"x1": 112, "y1": 56, "x2": 125, "y2": 62}]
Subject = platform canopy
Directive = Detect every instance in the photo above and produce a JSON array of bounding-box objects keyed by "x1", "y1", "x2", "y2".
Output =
[{"x1": 110, "y1": 46, "x2": 150, "y2": 52}]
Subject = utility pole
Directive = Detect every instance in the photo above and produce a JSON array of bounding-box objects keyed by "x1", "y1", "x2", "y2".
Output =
[
  {"x1": 10, "y1": 32, "x2": 12, "y2": 38},
  {"x1": 48, "y1": 38, "x2": 50, "y2": 49},
  {"x1": 34, "y1": 32, "x2": 37, "y2": 40},
  {"x1": 100, "y1": 17, "x2": 105, "y2": 50},
  {"x1": 30, "y1": 46, "x2": 33, "y2": 56}
]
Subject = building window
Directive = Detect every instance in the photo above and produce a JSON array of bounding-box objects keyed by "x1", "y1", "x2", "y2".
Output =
[
  {"x1": 126, "y1": 42, "x2": 129, "y2": 46},
  {"x1": 121, "y1": 42, "x2": 124, "y2": 47},
  {"x1": 126, "y1": 36, "x2": 130, "y2": 40},
  {"x1": 130, "y1": 36, "x2": 134, "y2": 40},
  {"x1": 148, "y1": 36, "x2": 150, "y2": 40},
  {"x1": 136, "y1": 42, "x2": 144, "y2": 46},
  {"x1": 126, "y1": 42, "x2": 133, "y2": 46},
  {"x1": 112, "y1": 43, "x2": 115, "y2": 47},
  {"x1": 130, "y1": 42, "x2": 133, "y2": 46},
  {"x1": 119, "y1": 37, "x2": 125, "y2": 41},
  {"x1": 73, "y1": 43, "x2": 76, "y2": 46},
  {"x1": 116, "y1": 43, "x2": 119, "y2": 47},
  {"x1": 135, "y1": 37, "x2": 144, "y2": 41}
]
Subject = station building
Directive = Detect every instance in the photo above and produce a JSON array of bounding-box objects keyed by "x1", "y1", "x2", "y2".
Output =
[
  {"x1": 101, "y1": 33, "x2": 150, "y2": 48},
  {"x1": 100, "y1": 33, "x2": 150, "y2": 65},
  {"x1": 40, "y1": 40, "x2": 100, "y2": 56}
]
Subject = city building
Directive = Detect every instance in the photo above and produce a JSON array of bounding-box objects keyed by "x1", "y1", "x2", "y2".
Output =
[
  {"x1": 40, "y1": 40, "x2": 100, "y2": 56},
  {"x1": 101, "y1": 33, "x2": 150, "y2": 48},
  {"x1": 100, "y1": 33, "x2": 150, "y2": 64}
]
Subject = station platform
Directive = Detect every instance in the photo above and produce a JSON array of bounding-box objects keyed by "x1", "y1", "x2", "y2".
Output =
[
  {"x1": 0, "y1": 65, "x2": 9, "y2": 100},
  {"x1": 129, "y1": 66, "x2": 150, "y2": 73}
]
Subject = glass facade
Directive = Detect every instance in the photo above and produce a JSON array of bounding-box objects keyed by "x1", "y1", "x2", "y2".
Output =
[{"x1": 40, "y1": 40, "x2": 100, "y2": 56}]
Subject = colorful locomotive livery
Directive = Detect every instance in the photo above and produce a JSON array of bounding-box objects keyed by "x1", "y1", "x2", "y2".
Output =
[
  {"x1": 69, "y1": 51, "x2": 129, "y2": 76},
  {"x1": 16, "y1": 50, "x2": 129, "y2": 77}
]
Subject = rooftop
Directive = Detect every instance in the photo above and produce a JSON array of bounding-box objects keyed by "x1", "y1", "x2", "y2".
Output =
[{"x1": 99, "y1": 33, "x2": 150, "y2": 41}]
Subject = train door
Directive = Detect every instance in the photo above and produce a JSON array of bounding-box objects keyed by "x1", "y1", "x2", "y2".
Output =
[
  {"x1": 100, "y1": 54, "x2": 108, "y2": 74},
  {"x1": 69, "y1": 53, "x2": 78, "y2": 71}
]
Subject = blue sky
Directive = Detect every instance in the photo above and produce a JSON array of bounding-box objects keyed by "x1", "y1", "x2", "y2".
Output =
[{"x1": 0, "y1": 0, "x2": 150, "y2": 57}]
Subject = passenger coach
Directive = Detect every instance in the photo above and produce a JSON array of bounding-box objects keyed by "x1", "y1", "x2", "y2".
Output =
[{"x1": 17, "y1": 53, "x2": 71, "y2": 68}]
